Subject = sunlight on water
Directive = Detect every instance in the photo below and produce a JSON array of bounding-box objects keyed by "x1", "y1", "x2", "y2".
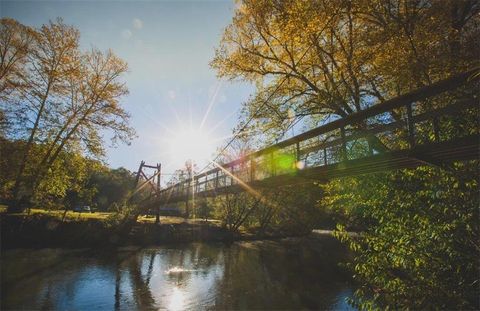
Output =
[
  {"x1": 168, "y1": 287, "x2": 185, "y2": 311},
  {"x1": 165, "y1": 266, "x2": 197, "y2": 274}
]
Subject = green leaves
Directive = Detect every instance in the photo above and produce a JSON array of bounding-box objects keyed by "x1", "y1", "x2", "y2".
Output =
[
  {"x1": 320, "y1": 162, "x2": 479, "y2": 309},
  {"x1": 1, "y1": 19, "x2": 134, "y2": 208}
]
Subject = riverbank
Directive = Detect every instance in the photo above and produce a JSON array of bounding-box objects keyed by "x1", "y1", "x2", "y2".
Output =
[{"x1": 0, "y1": 212, "x2": 319, "y2": 249}]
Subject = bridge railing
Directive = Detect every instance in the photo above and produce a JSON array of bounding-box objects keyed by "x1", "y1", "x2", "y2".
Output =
[{"x1": 160, "y1": 70, "x2": 479, "y2": 202}]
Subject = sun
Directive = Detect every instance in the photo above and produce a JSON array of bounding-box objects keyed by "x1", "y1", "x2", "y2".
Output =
[{"x1": 166, "y1": 127, "x2": 214, "y2": 166}]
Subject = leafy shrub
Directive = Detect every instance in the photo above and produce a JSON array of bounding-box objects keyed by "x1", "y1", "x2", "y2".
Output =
[{"x1": 321, "y1": 162, "x2": 479, "y2": 310}]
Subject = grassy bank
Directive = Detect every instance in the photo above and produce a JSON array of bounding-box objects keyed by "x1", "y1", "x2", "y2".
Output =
[
  {"x1": 0, "y1": 205, "x2": 212, "y2": 224},
  {"x1": 0, "y1": 206, "x2": 305, "y2": 249},
  {"x1": 0, "y1": 214, "x2": 232, "y2": 249}
]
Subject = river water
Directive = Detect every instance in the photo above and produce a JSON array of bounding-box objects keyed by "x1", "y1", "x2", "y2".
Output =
[{"x1": 1, "y1": 238, "x2": 356, "y2": 310}]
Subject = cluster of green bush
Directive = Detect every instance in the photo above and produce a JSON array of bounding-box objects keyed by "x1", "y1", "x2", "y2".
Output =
[
  {"x1": 186, "y1": 184, "x2": 332, "y2": 236},
  {"x1": 320, "y1": 161, "x2": 479, "y2": 310},
  {"x1": 0, "y1": 138, "x2": 137, "y2": 212}
]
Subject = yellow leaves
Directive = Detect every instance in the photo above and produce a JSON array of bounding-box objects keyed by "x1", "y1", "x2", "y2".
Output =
[{"x1": 213, "y1": 0, "x2": 479, "y2": 152}]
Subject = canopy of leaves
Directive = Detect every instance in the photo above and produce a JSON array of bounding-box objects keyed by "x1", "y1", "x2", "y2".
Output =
[
  {"x1": 0, "y1": 18, "x2": 135, "y2": 207},
  {"x1": 212, "y1": 0, "x2": 479, "y2": 143}
]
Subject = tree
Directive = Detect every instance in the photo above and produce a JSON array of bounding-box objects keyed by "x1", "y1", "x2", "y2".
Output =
[
  {"x1": 212, "y1": 0, "x2": 479, "y2": 143},
  {"x1": 196, "y1": 199, "x2": 212, "y2": 221},
  {"x1": 6, "y1": 19, "x2": 81, "y2": 208},
  {"x1": 0, "y1": 138, "x2": 23, "y2": 200},
  {"x1": 214, "y1": 192, "x2": 260, "y2": 232},
  {"x1": 264, "y1": 185, "x2": 323, "y2": 235},
  {"x1": 0, "y1": 18, "x2": 34, "y2": 102},
  {"x1": 35, "y1": 148, "x2": 98, "y2": 208},
  {"x1": 0, "y1": 18, "x2": 134, "y2": 211},
  {"x1": 30, "y1": 48, "x2": 132, "y2": 196},
  {"x1": 213, "y1": 1, "x2": 479, "y2": 308},
  {"x1": 0, "y1": 137, "x2": 105, "y2": 210},
  {"x1": 86, "y1": 167, "x2": 136, "y2": 211},
  {"x1": 321, "y1": 163, "x2": 479, "y2": 310}
]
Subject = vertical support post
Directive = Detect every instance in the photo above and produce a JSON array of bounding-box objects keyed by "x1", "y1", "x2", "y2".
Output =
[
  {"x1": 155, "y1": 163, "x2": 161, "y2": 224},
  {"x1": 406, "y1": 102, "x2": 415, "y2": 148},
  {"x1": 340, "y1": 126, "x2": 347, "y2": 161},
  {"x1": 156, "y1": 163, "x2": 161, "y2": 190},
  {"x1": 134, "y1": 160, "x2": 145, "y2": 186},
  {"x1": 185, "y1": 178, "x2": 190, "y2": 219},
  {"x1": 183, "y1": 165, "x2": 189, "y2": 219},
  {"x1": 323, "y1": 148, "x2": 328, "y2": 166},
  {"x1": 192, "y1": 175, "x2": 196, "y2": 219},
  {"x1": 215, "y1": 170, "x2": 219, "y2": 189}
]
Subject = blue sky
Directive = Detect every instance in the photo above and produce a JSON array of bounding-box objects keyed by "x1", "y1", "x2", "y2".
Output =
[{"x1": 1, "y1": 0, "x2": 253, "y2": 179}]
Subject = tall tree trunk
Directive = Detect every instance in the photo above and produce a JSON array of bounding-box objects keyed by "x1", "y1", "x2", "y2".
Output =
[{"x1": 10, "y1": 81, "x2": 52, "y2": 212}]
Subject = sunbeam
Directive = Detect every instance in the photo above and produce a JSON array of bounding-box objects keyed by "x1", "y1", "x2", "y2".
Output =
[
  {"x1": 209, "y1": 160, "x2": 277, "y2": 210},
  {"x1": 208, "y1": 129, "x2": 256, "y2": 144},
  {"x1": 206, "y1": 108, "x2": 237, "y2": 135},
  {"x1": 200, "y1": 81, "x2": 222, "y2": 131}
]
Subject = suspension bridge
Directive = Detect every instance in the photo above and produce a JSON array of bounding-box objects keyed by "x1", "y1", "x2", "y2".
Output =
[{"x1": 136, "y1": 70, "x2": 479, "y2": 208}]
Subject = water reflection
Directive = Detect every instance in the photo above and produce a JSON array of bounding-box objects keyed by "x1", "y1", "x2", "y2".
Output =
[
  {"x1": 169, "y1": 287, "x2": 185, "y2": 311},
  {"x1": 166, "y1": 267, "x2": 198, "y2": 274},
  {"x1": 1, "y1": 239, "x2": 356, "y2": 310}
]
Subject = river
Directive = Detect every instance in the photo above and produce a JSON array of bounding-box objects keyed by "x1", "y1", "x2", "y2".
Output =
[{"x1": 1, "y1": 238, "x2": 356, "y2": 310}]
